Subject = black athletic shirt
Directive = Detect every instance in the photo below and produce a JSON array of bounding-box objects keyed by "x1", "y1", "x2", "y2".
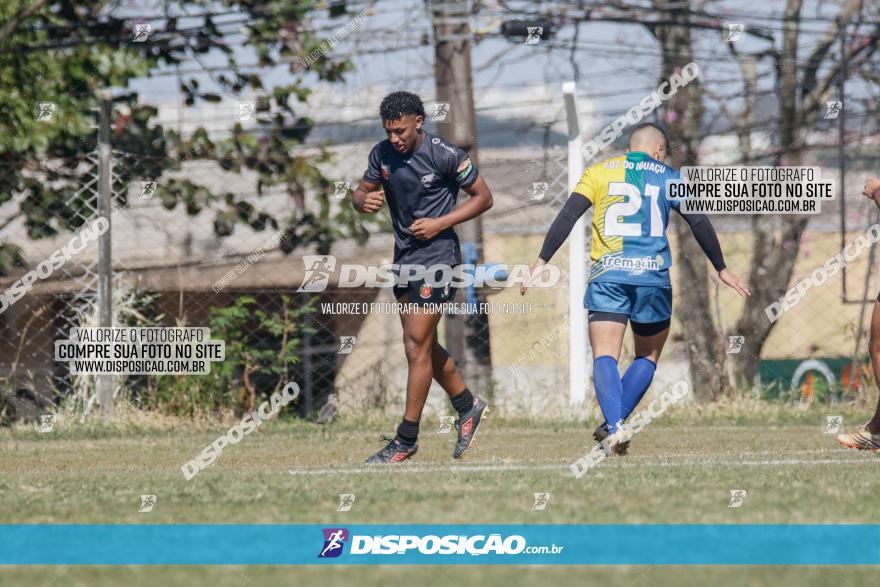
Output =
[{"x1": 363, "y1": 131, "x2": 479, "y2": 267}]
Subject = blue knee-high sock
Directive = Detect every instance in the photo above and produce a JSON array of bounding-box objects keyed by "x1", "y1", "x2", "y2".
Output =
[
  {"x1": 621, "y1": 357, "x2": 657, "y2": 420},
  {"x1": 593, "y1": 355, "x2": 623, "y2": 433}
]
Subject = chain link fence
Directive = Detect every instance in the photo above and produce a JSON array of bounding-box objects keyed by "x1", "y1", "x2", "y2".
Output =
[
  {"x1": 2, "y1": 113, "x2": 880, "y2": 423},
  {"x1": 0, "y1": 153, "x2": 131, "y2": 420}
]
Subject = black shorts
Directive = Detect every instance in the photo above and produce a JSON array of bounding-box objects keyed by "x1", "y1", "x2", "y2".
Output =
[
  {"x1": 393, "y1": 266, "x2": 459, "y2": 305},
  {"x1": 587, "y1": 310, "x2": 671, "y2": 337}
]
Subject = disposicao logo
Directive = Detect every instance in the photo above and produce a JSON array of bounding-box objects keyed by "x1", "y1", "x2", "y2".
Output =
[
  {"x1": 319, "y1": 528, "x2": 349, "y2": 558},
  {"x1": 317, "y1": 529, "x2": 564, "y2": 558}
]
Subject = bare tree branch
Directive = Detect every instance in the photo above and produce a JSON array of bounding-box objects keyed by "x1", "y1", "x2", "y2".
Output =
[
  {"x1": 0, "y1": 0, "x2": 51, "y2": 44},
  {"x1": 801, "y1": 0, "x2": 865, "y2": 101}
]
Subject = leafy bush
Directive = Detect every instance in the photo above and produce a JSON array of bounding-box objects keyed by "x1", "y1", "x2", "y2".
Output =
[{"x1": 137, "y1": 294, "x2": 315, "y2": 418}]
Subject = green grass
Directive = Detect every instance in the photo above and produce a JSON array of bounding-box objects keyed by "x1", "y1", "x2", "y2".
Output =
[
  {"x1": 2, "y1": 566, "x2": 877, "y2": 587},
  {"x1": 1, "y1": 411, "x2": 878, "y2": 585}
]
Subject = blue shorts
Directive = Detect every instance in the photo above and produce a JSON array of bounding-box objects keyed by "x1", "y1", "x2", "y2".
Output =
[{"x1": 584, "y1": 281, "x2": 672, "y2": 324}]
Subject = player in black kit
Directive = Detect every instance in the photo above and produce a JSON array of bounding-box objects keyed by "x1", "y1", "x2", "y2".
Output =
[{"x1": 353, "y1": 91, "x2": 493, "y2": 464}]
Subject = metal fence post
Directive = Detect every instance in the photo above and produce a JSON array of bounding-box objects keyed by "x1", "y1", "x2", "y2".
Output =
[{"x1": 97, "y1": 89, "x2": 114, "y2": 421}]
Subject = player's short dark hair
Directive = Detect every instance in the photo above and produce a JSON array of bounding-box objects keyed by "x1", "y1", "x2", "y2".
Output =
[
  {"x1": 380, "y1": 91, "x2": 425, "y2": 122},
  {"x1": 628, "y1": 122, "x2": 670, "y2": 151}
]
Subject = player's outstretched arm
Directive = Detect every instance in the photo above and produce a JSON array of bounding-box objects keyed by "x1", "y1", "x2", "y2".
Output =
[
  {"x1": 410, "y1": 175, "x2": 493, "y2": 240},
  {"x1": 863, "y1": 177, "x2": 880, "y2": 209},
  {"x1": 352, "y1": 179, "x2": 384, "y2": 214},
  {"x1": 674, "y1": 209, "x2": 750, "y2": 298},
  {"x1": 521, "y1": 193, "x2": 592, "y2": 296}
]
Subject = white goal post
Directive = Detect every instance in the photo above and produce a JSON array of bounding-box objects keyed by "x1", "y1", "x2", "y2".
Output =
[{"x1": 562, "y1": 81, "x2": 588, "y2": 406}]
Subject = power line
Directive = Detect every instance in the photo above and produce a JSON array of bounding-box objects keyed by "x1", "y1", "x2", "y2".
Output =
[
  {"x1": 0, "y1": 2, "x2": 392, "y2": 54},
  {"x1": 491, "y1": 0, "x2": 870, "y2": 26},
  {"x1": 7, "y1": 0, "x2": 872, "y2": 55},
  {"x1": 11, "y1": 1, "x2": 393, "y2": 34}
]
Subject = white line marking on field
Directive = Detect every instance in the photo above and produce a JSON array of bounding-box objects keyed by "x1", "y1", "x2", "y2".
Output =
[
  {"x1": 288, "y1": 450, "x2": 876, "y2": 477},
  {"x1": 284, "y1": 447, "x2": 859, "y2": 472},
  {"x1": 289, "y1": 463, "x2": 560, "y2": 476}
]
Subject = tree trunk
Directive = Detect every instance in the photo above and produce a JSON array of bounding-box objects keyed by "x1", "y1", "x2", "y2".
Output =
[
  {"x1": 730, "y1": 0, "x2": 808, "y2": 388},
  {"x1": 651, "y1": 1, "x2": 730, "y2": 400}
]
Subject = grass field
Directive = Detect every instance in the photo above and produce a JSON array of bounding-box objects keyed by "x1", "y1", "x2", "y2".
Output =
[{"x1": 1, "y1": 405, "x2": 879, "y2": 585}]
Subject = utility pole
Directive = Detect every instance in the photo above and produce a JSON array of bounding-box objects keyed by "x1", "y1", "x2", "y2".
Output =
[
  {"x1": 429, "y1": 0, "x2": 492, "y2": 396},
  {"x1": 97, "y1": 89, "x2": 114, "y2": 421}
]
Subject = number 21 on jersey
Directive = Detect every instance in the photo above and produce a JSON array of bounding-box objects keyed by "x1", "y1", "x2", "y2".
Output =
[{"x1": 603, "y1": 182, "x2": 663, "y2": 238}]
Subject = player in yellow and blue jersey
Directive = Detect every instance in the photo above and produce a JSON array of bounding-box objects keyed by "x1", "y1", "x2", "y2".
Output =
[{"x1": 522, "y1": 123, "x2": 750, "y2": 454}]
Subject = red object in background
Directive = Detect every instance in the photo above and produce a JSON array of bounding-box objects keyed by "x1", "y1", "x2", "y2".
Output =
[
  {"x1": 839, "y1": 362, "x2": 862, "y2": 392},
  {"x1": 112, "y1": 112, "x2": 130, "y2": 135}
]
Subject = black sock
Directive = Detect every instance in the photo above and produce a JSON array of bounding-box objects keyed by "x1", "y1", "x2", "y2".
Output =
[
  {"x1": 451, "y1": 388, "x2": 474, "y2": 415},
  {"x1": 395, "y1": 418, "x2": 419, "y2": 445}
]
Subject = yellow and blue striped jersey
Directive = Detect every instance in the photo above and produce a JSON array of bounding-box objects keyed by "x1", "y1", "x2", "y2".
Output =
[{"x1": 573, "y1": 151, "x2": 682, "y2": 286}]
